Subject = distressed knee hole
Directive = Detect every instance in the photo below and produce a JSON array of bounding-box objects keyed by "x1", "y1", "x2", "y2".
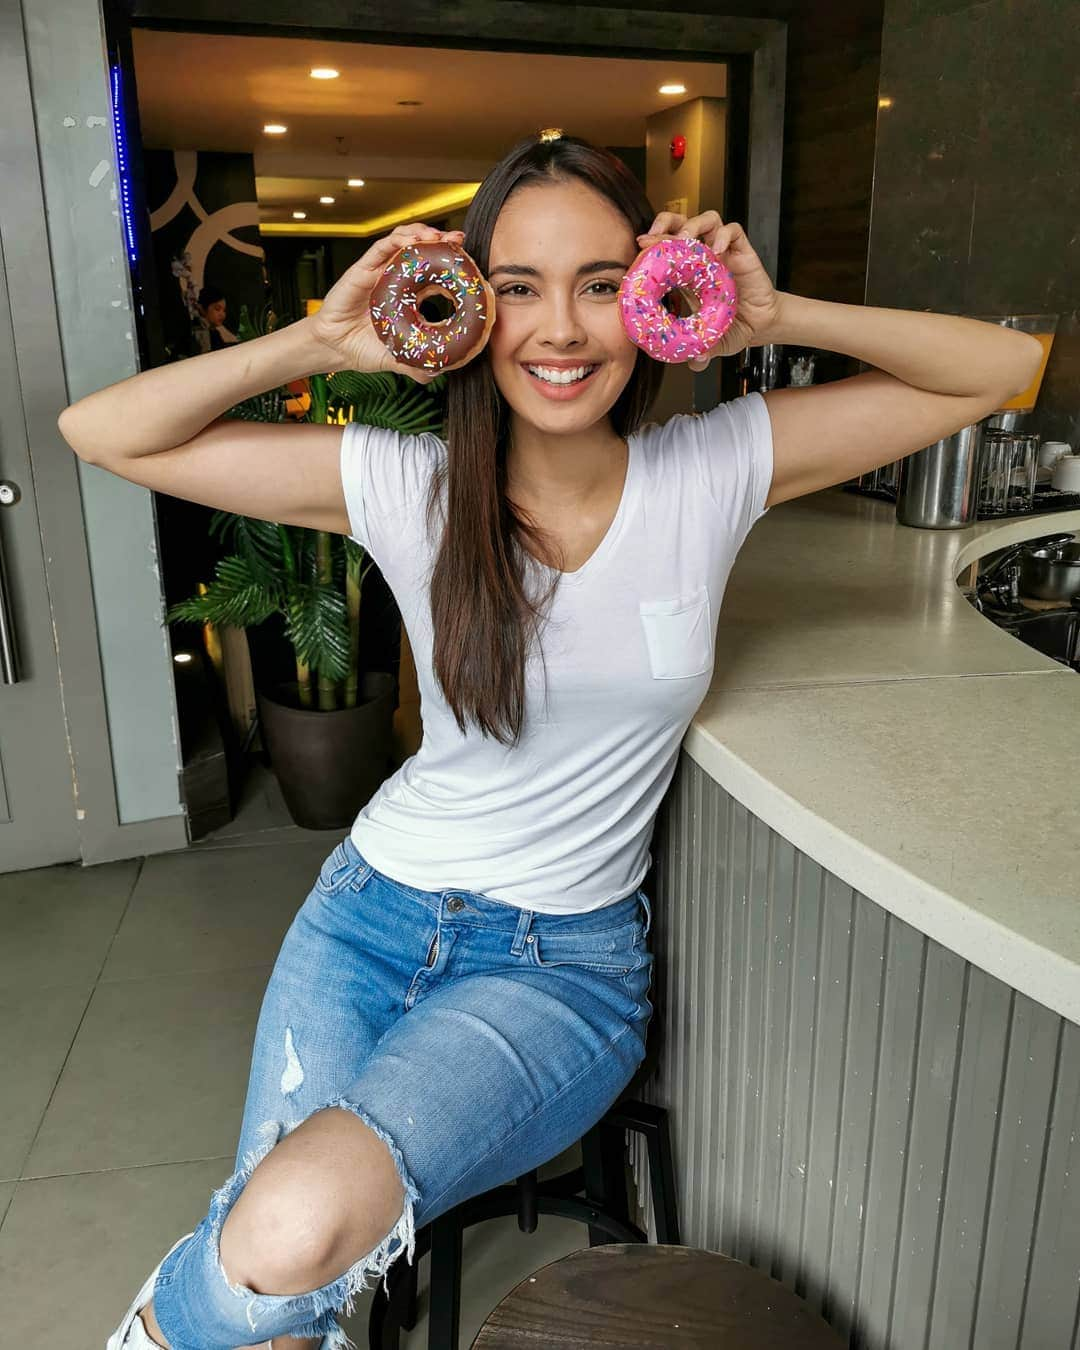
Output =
[{"x1": 204, "y1": 1100, "x2": 420, "y2": 1343}]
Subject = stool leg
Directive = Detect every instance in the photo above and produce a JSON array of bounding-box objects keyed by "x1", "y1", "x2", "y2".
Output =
[
  {"x1": 581, "y1": 1121, "x2": 631, "y2": 1247},
  {"x1": 400, "y1": 1252, "x2": 419, "y2": 1331},
  {"x1": 611, "y1": 1101, "x2": 681, "y2": 1246},
  {"x1": 428, "y1": 1209, "x2": 463, "y2": 1350},
  {"x1": 367, "y1": 1281, "x2": 399, "y2": 1350},
  {"x1": 517, "y1": 1169, "x2": 539, "y2": 1234},
  {"x1": 644, "y1": 1107, "x2": 680, "y2": 1245}
]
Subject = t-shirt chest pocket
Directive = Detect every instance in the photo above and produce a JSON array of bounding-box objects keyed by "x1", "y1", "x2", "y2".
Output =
[{"x1": 638, "y1": 584, "x2": 713, "y2": 680}]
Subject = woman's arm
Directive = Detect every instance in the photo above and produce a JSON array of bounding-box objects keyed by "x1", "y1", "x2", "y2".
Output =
[
  {"x1": 766, "y1": 292, "x2": 1042, "y2": 401},
  {"x1": 757, "y1": 294, "x2": 1042, "y2": 509},
  {"x1": 57, "y1": 316, "x2": 341, "y2": 463},
  {"x1": 636, "y1": 210, "x2": 1043, "y2": 509}
]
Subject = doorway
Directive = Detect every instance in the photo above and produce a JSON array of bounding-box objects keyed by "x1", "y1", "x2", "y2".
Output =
[{"x1": 117, "y1": 16, "x2": 762, "y2": 838}]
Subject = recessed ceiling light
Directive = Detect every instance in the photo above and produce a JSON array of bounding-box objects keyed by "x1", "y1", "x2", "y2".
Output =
[
  {"x1": 347, "y1": 178, "x2": 365, "y2": 187},
  {"x1": 320, "y1": 196, "x2": 335, "y2": 204},
  {"x1": 174, "y1": 653, "x2": 193, "y2": 665},
  {"x1": 310, "y1": 67, "x2": 339, "y2": 79},
  {"x1": 397, "y1": 100, "x2": 422, "y2": 107},
  {"x1": 659, "y1": 83, "x2": 686, "y2": 96},
  {"x1": 293, "y1": 211, "x2": 307, "y2": 219},
  {"x1": 264, "y1": 124, "x2": 288, "y2": 135},
  {"x1": 879, "y1": 96, "x2": 894, "y2": 109}
]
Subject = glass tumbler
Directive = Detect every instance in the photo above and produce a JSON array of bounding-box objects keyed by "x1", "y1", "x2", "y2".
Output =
[{"x1": 978, "y1": 429, "x2": 1040, "y2": 517}]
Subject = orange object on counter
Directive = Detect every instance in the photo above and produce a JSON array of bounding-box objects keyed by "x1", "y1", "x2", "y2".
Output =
[{"x1": 996, "y1": 330, "x2": 1055, "y2": 412}]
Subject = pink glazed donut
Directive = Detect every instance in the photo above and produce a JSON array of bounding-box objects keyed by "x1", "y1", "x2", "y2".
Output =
[{"x1": 618, "y1": 237, "x2": 738, "y2": 363}]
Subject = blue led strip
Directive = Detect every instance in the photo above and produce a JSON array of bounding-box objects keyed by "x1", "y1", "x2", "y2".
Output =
[{"x1": 110, "y1": 63, "x2": 138, "y2": 265}]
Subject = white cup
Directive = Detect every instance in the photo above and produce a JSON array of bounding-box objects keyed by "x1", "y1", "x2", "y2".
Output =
[
  {"x1": 1040, "y1": 440, "x2": 1072, "y2": 470},
  {"x1": 1050, "y1": 454, "x2": 1080, "y2": 492}
]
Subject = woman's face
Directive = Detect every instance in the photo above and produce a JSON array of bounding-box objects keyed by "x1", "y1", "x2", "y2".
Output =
[
  {"x1": 203, "y1": 299, "x2": 226, "y2": 327},
  {"x1": 486, "y1": 179, "x2": 640, "y2": 438}
]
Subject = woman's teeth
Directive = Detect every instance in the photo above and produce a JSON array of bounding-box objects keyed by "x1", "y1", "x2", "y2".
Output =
[{"x1": 525, "y1": 364, "x2": 598, "y2": 385}]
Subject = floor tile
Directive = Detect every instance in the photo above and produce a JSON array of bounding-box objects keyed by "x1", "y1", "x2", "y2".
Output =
[
  {"x1": 0, "y1": 982, "x2": 95, "y2": 1182},
  {"x1": 100, "y1": 839, "x2": 337, "y2": 981},
  {"x1": 0, "y1": 1157, "x2": 227, "y2": 1350},
  {"x1": 190, "y1": 759, "x2": 345, "y2": 850},
  {"x1": 0, "y1": 1158, "x2": 589, "y2": 1350},
  {"x1": 0, "y1": 1180, "x2": 14, "y2": 1229},
  {"x1": 0, "y1": 858, "x2": 137, "y2": 993},
  {"x1": 23, "y1": 966, "x2": 271, "y2": 1178}
]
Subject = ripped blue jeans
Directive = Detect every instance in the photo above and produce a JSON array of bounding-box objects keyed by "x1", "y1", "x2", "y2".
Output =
[{"x1": 151, "y1": 836, "x2": 654, "y2": 1349}]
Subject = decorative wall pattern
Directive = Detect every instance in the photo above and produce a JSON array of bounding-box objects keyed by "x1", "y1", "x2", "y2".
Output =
[{"x1": 142, "y1": 147, "x2": 269, "y2": 358}]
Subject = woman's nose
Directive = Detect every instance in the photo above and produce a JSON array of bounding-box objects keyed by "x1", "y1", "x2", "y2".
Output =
[{"x1": 537, "y1": 296, "x2": 588, "y2": 348}]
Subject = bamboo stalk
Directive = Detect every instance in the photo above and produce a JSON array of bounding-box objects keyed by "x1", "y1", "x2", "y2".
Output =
[
  {"x1": 315, "y1": 529, "x2": 337, "y2": 711},
  {"x1": 296, "y1": 657, "x2": 312, "y2": 708}
]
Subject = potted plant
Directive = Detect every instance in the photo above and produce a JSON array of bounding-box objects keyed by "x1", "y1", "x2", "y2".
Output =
[{"x1": 166, "y1": 304, "x2": 446, "y2": 829}]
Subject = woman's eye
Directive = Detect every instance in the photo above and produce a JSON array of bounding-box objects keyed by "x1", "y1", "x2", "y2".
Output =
[{"x1": 495, "y1": 280, "x2": 620, "y2": 298}]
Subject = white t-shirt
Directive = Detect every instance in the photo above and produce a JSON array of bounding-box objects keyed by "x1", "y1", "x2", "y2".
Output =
[{"x1": 339, "y1": 391, "x2": 774, "y2": 914}]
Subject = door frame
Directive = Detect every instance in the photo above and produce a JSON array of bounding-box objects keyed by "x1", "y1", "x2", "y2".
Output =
[
  {"x1": 0, "y1": 0, "x2": 187, "y2": 867},
  {"x1": 126, "y1": 0, "x2": 786, "y2": 290}
]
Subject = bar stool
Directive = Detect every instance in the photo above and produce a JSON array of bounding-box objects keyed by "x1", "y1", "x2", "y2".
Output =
[
  {"x1": 471, "y1": 1244, "x2": 846, "y2": 1348},
  {"x1": 367, "y1": 1016, "x2": 677, "y2": 1350}
]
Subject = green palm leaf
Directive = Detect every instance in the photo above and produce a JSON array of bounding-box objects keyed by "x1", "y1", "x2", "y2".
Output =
[
  {"x1": 166, "y1": 554, "x2": 278, "y2": 628},
  {"x1": 284, "y1": 582, "x2": 351, "y2": 680},
  {"x1": 209, "y1": 513, "x2": 289, "y2": 587},
  {"x1": 328, "y1": 370, "x2": 445, "y2": 435}
]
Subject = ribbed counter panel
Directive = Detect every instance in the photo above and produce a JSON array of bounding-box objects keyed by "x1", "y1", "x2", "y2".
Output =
[{"x1": 632, "y1": 751, "x2": 1080, "y2": 1350}]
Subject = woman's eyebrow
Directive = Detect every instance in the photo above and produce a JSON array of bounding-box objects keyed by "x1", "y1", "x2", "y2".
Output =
[{"x1": 488, "y1": 260, "x2": 630, "y2": 280}]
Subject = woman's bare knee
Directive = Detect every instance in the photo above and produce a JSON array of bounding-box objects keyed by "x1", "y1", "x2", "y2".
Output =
[{"x1": 220, "y1": 1106, "x2": 407, "y2": 1294}]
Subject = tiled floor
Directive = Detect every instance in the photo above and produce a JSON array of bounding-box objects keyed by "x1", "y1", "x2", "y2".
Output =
[{"x1": 1, "y1": 760, "x2": 586, "y2": 1348}]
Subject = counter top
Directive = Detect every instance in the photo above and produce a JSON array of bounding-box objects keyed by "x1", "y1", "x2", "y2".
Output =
[{"x1": 686, "y1": 490, "x2": 1080, "y2": 1024}]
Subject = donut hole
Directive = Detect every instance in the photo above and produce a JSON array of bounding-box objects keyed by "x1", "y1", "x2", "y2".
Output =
[
  {"x1": 416, "y1": 285, "x2": 457, "y2": 324},
  {"x1": 660, "y1": 287, "x2": 702, "y2": 319}
]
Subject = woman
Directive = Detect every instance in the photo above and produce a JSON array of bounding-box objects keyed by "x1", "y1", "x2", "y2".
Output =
[{"x1": 59, "y1": 133, "x2": 1040, "y2": 1350}]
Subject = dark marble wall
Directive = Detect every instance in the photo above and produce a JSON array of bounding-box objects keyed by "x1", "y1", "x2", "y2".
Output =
[
  {"x1": 565, "y1": 0, "x2": 884, "y2": 305},
  {"x1": 868, "y1": 0, "x2": 1079, "y2": 445}
]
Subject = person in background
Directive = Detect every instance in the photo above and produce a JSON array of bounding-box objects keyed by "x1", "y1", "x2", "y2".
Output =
[{"x1": 194, "y1": 285, "x2": 241, "y2": 354}]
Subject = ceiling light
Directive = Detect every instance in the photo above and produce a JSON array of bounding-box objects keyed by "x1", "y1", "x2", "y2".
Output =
[
  {"x1": 348, "y1": 178, "x2": 365, "y2": 187},
  {"x1": 173, "y1": 653, "x2": 193, "y2": 665},
  {"x1": 320, "y1": 196, "x2": 335, "y2": 204},
  {"x1": 310, "y1": 67, "x2": 339, "y2": 79},
  {"x1": 659, "y1": 83, "x2": 686, "y2": 95},
  {"x1": 293, "y1": 211, "x2": 307, "y2": 219},
  {"x1": 264, "y1": 123, "x2": 288, "y2": 135},
  {"x1": 879, "y1": 96, "x2": 895, "y2": 109}
]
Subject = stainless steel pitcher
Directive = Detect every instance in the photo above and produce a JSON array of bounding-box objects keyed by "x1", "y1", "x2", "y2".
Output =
[{"x1": 895, "y1": 423, "x2": 982, "y2": 529}]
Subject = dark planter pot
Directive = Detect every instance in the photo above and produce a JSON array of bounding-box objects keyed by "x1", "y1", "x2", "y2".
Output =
[{"x1": 256, "y1": 671, "x2": 396, "y2": 830}]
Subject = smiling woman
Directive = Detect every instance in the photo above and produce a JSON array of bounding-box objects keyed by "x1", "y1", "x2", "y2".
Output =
[{"x1": 69, "y1": 122, "x2": 1047, "y2": 1350}]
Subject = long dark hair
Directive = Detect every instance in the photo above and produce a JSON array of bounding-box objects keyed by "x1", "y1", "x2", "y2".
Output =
[{"x1": 425, "y1": 134, "x2": 663, "y2": 746}]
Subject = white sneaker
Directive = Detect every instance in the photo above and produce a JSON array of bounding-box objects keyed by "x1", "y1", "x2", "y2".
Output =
[{"x1": 105, "y1": 1232, "x2": 195, "y2": 1350}]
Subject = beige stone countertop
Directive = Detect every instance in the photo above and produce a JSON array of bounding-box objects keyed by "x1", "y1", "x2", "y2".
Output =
[{"x1": 686, "y1": 489, "x2": 1080, "y2": 1025}]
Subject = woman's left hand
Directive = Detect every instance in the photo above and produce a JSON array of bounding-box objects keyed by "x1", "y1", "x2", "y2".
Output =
[{"x1": 636, "y1": 210, "x2": 783, "y2": 371}]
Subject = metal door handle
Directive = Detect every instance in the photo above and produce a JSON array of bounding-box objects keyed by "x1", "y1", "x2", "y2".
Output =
[{"x1": 0, "y1": 481, "x2": 21, "y2": 684}]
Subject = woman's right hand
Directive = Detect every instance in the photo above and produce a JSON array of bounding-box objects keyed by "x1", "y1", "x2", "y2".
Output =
[{"x1": 305, "y1": 222, "x2": 467, "y2": 383}]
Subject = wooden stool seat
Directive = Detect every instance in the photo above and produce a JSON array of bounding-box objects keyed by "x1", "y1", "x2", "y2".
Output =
[{"x1": 471, "y1": 1243, "x2": 845, "y2": 1349}]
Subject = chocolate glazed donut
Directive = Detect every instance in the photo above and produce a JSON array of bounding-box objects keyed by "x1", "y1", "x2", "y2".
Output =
[{"x1": 369, "y1": 241, "x2": 496, "y2": 373}]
